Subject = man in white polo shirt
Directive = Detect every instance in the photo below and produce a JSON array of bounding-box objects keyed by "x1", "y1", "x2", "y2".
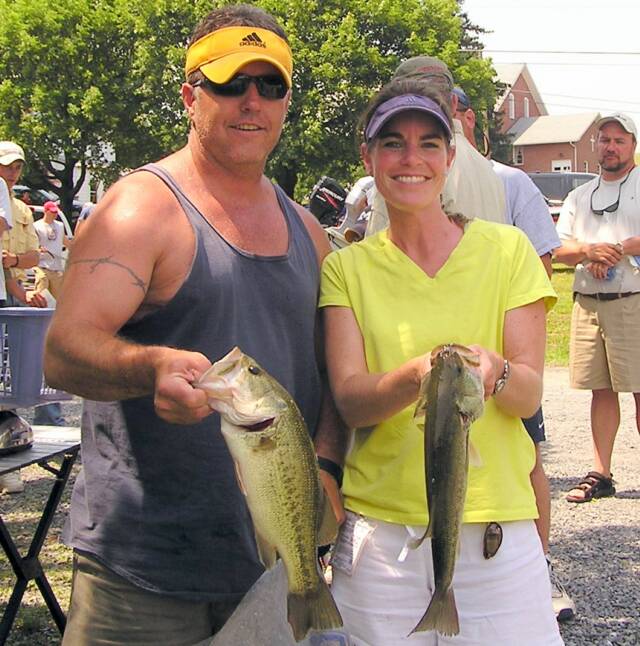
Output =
[{"x1": 555, "y1": 113, "x2": 640, "y2": 504}]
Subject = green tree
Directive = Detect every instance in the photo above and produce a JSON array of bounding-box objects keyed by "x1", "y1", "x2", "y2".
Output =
[
  {"x1": 0, "y1": 0, "x2": 200, "y2": 215},
  {"x1": 257, "y1": 0, "x2": 499, "y2": 199},
  {"x1": 487, "y1": 107, "x2": 514, "y2": 163},
  {"x1": 0, "y1": 0, "x2": 500, "y2": 208}
]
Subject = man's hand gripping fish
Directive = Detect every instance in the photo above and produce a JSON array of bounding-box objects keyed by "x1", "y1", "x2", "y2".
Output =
[
  {"x1": 411, "y1": 344, "x2": 485, "y2": 637},
  {"x1": 196, "y1": 347, "x2": 343, "y2": 642}
]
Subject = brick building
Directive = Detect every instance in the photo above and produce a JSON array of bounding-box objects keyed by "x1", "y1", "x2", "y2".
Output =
[{"x1": 493, "y1": 63, "x2": 601, "y2": 173}]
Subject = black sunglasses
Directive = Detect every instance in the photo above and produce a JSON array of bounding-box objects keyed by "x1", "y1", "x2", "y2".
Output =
[
  {"x1": 192, "y1": 74, "x2": 288, "y2": 100},
  {"x1": 590, "y1": 169, "x2": 633, "y2": 216},
  {"x1": 483, "y1": 522, "x2": 503, "y2": 559}
]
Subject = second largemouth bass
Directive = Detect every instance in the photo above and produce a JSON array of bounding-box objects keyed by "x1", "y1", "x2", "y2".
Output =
[{"x1": 412, "y1": 344, "x2": 484, "y2": 636}]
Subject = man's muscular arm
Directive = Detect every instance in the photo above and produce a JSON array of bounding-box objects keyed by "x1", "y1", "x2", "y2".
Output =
[{"x1": 44, "y1": 173, "x2": 212, "y2": 424}]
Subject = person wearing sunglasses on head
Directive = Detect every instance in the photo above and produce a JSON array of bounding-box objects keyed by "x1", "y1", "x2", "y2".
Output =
[
  {"x1": 554, "y1": 113, "x2": 640, "y2": 504},
  {"x1": 44, "y1": 4, "x2": 343, "y2": 644}
]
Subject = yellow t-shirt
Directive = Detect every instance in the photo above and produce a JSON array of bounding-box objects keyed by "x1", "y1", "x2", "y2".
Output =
[
  {"x1": 2, "y1": 198, "x2": 39, "y2": 283},
  {"x1": 319, "y1": 219, "x2": 557, "y2": 525}
]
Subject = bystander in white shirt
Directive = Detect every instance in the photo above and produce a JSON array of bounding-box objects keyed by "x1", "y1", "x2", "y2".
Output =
[{"x1": 0, "y1": 178, "x2": 14, "y2": 301}]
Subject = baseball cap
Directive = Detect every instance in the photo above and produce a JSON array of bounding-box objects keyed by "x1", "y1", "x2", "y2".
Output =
[
  {"x1": 0, "y1": 141, "x2": 26, "y2": 166},
  {"x1": 364, "y1": 94, "x2": 452, "y2": 143},
  {"x1": 185, "y1": 26, "x2": 293, "y2": 87},
  {"x1": 596, "y1": 113, "x2": 637, "y2": 139},
  {"x1": 393, "y1": 56, "x2": 454, "y2": 90},
  {"x1": 43, "y1": 201, "x2": 59, "y2": 213},
  {"x1": 452, "y1": 86, "x2": 471, "y2": 110}
]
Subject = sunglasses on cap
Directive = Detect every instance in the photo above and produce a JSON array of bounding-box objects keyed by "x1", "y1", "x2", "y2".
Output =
[
  {"x1": 483, "y1": 522, "x2": 503, "y2": 559},
  {"x1": 192, "y1": 73, "x2": 289, "y2": 100}
]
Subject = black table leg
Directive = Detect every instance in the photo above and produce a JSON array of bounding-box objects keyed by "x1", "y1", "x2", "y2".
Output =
[{"x1": 0, "y1": 450, "x2": 78, "y2": 643}]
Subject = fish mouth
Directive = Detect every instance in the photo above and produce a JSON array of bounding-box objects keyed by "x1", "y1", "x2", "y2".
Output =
[
  {"x1": 432, "y1": 344, "x2": 480, "y2": 369},
  {"x1": 242, "y1": 417, "x2": 276, "y2": 432}
]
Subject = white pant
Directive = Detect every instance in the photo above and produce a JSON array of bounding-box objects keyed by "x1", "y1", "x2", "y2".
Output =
[{"x1": 331, "y1": 514, "x2": 563, "y2": 646}]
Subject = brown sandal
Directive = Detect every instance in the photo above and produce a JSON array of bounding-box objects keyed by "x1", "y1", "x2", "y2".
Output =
[{"x1": 566, "y1": 471, "x2": 615, "y2": 503}]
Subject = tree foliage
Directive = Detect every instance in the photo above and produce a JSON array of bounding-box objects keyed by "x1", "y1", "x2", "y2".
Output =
[
  {"x1": 0, "y1": 0, "x2": 200, "y2": 212},
  {"x1": 0, "y1": 0, "x2": 500, "y2": 207}
]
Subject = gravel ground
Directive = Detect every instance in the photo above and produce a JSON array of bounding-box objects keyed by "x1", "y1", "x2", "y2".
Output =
[
  {"x1": 17, "y1": 369, "x2": 640, "y2": 645},
  {"x1": 542, "y1": 368, "x2": 640, "y2": 646}
]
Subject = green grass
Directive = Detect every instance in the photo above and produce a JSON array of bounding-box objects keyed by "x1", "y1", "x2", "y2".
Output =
[
  {"x1": 0, "y1": 463, "x2": 77, "y2": 645},
  {"x1": 546, "y1": 265, "x2": 574, "y2": 367}
]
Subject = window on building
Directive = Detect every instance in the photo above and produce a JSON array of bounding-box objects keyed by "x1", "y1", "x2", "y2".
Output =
[
  {"x1": 508, "y1": 94, "x2": 515, "y2": 120},
  {"x1": 523, "y1": 97, "x2": 530, "y2": 118},
  {"x1": 584, "y1": 161, "x2": 589, "y2": 173},
  {"x1": 513, "y1": 147, "x2": 524, "y2": 165}
]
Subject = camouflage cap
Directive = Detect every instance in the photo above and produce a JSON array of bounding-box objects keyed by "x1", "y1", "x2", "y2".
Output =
[{"x1": 393, "y1": 56, "x2": 454, "y2": 91}]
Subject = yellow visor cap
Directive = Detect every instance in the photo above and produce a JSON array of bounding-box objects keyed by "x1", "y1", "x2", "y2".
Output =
[{"x1": 185, "y1": 26, "x2": 293, "y2": 87}]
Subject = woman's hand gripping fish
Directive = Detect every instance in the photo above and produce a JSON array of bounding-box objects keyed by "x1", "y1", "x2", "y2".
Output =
[
  {"x1": 195, "y1": 347, "x2": 343, "y2": 642},
  {"x1": 411, "y1": 344, "x2": 485, "y2": 637}
]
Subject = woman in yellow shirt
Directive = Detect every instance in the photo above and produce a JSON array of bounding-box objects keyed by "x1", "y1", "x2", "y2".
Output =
[{"x1": 320, "y1": 79, "x2": 561, "y2": 645}]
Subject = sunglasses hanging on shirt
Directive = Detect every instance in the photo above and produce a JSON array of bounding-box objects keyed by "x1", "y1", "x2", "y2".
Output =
[{"x1": 590, "y1": 168, "x2": 634, "y2": 216}]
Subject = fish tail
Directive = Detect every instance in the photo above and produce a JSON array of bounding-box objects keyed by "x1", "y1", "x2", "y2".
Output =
[
  {"x1": 287, "y1": 580, "x2": 343, "y2": 642},
  {"x1": 410, "y1": 587, "x2": 459, "y2": 637}
]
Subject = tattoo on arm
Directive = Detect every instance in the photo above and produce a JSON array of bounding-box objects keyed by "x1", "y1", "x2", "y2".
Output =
[{"x1": 69, "y1": 256, "x2": 148, "y2": 293}]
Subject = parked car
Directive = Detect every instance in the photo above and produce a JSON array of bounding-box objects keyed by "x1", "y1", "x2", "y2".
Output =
[
  {"x1": 10, "y1": 184, "x2": 74, "y2": 239},
  {"x1": 11, "y1": 184, "x2": 83, "y2": 226},
  {"x1": 527, "y1": 172, "x2": 597, "y2": 221}
]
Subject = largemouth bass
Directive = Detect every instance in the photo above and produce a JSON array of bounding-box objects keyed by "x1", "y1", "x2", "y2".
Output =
[
  {"x1": 411, "y1": 344, "x2": 485, "y2": 636},
  {"x1": 196, "y1": 347, "x2": 343, "y2": 642}
]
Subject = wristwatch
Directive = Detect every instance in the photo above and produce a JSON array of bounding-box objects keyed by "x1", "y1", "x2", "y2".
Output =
[{"x1": 493, "y1": 359, "x2": 510, "y2": 396}]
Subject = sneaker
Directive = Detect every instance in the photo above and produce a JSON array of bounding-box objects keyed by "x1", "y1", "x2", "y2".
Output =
[
  {"x1": 548, "y1": 558, "x2": 575, "y2": 621},
  {"x1": 0, "y1": 471, "x2": 25, "y2": 494}
]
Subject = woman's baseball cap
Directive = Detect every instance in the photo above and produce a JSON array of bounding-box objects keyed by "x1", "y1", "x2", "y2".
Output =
[{"x1": 365, "y1": 94, "x2": 452, "y2": 143}]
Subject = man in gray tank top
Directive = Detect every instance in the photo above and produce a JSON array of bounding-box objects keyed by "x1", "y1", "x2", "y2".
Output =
[{"x1": 44, "y1": 5, "x2": 345, "y2": 644}]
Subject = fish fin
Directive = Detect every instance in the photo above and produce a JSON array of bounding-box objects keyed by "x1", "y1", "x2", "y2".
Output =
[
  {"x1": 287, "y1": 578, "x2": 343, "y2": 642},
  {"x1": 425, "y1": 514, "x2": 433, "y2": 539},
  {"x1": 414, "y1": 397, "x2": 427, "y2": 423},
  {"x1": 410, "y1": 586, "x2": 459, "y2": 637},
  {"x1": 406, "y1": 513, "x2": 434, "y2": 556},
  {"x1": 468, "y1": 440, "x2": 483, "y2": 468},
  {"x1": 233, "y1": 461, "x2": 248, "y2": 496},
  {"x1": 407, "y1": 527, "x2": 428, "y2": 550},
  {"x1": 254, "y1": 531, "x2": 277, "y2": 569},
  {"x1": 317, "y1": 489, "x2": 339, "y2": 546},
  {"x1": 414, "y1": 375, "x2": 432, "y2": 429}
]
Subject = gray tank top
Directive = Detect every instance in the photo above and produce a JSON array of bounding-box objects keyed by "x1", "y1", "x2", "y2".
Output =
[{"x1": 63, "y1": 164, "x2": 322, "y2": 601}]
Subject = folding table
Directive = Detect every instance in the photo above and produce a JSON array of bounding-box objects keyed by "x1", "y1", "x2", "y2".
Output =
[{"x1": 0, "y1": 428, "x2": 80, "y2": 643}]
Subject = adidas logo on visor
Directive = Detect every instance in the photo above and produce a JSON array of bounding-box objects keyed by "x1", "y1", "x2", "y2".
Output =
[{"x1": 240, "y1": 32, "x2": 266, "y2": 48}]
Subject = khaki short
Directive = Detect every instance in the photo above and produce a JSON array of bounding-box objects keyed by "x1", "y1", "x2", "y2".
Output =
[
  {"x1": 570, "y1": 293, "x2": 640, "y2": 392},
  {"x1": 33, "y1": 267, "x2": 64, "y2": 300},
  {"x1": 62, "y1": 552, "x2": 239, "y2": 646}
]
